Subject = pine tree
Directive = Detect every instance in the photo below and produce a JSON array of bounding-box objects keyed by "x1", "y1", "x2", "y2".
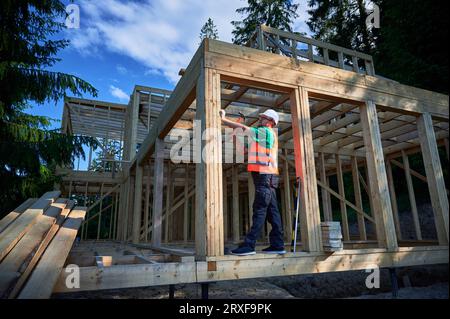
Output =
[
  {"x1": 199, "y1": 18, "x2": 219, "y2": 42},
  {"x1": 231, "y1": 0, "x2": 299, "y2": 45},
  {"x1": 306, "y1": 0, "x2": 376, "y2": 54},
  {"x1": 307, "y1": 0, "x2": 448, "y2": 93},
  {"x1": 0, "y1": 0, "x2": 98, "y2": 216}
]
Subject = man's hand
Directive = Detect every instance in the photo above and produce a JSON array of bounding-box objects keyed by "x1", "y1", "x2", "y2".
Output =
[{"x1": 219, "y1": 109, "x2": 226, "y2": 119}]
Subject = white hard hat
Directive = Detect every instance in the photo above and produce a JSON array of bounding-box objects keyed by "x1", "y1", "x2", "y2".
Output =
[{"x1": 260, "y1": 109, "x2": 279, "y2": 125}]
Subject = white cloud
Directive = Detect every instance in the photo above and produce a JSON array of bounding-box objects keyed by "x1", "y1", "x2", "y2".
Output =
[
  {"x1": 116, "y1": 64, "x2": 127, "y2": 75},
  {"x1": 109, "y1": 85, "x2": 129, "y2": 102},
  {"x1": 71, "y1": 0, "x2": 311, "y2": 83}
]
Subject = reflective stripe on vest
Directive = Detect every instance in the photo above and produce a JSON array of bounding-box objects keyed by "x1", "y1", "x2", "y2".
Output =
[{"x1": 247, "y1": 128, "x2": 278, "y2": 174}]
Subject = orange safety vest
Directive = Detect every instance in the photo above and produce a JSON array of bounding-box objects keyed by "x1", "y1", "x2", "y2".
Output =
[{"x1": 247, "y1": 127, "x2": 279, "y2": 174}]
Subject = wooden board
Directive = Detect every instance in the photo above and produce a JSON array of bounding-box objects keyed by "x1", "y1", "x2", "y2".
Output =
[
  {"x1": 0, "y1": 191, "x2": 60, "y2": 262},
  {"x1": 7, "y1": 200, "x2": 75, "y2": 299},
  {"x1": 18, "y1": 207, "x2": 86, "y2": 299},
  {"x1": 360, "y1": 101, "x2": 398, "y2": 250},
  {"x1": 0, "y1": 198, "x2": 37, "y2": 234},
  {"x1": 0, "y1": 199, "x2": 67, "y2": 297}
]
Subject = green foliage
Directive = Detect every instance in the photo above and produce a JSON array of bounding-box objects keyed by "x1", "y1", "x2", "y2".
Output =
[
  {"x1": 373, "y1": 0, "x2": 448, "y2": 94},
  {"x1": 199, "y1": 18, "x2": 219, "y2": 43},
  {"x1": 307, "y1": 0, "x2": 375, "y2": 54},
  {"x1": 90, "y1": 139, "x2": 122, "y2": 172},
  {"x1": 231, "y1": 0, "x2": 299, "y2": 45},
  {"x1": 306, "y1": 0, "x2": 448, "y2": 93},
  {"x1": 0, "y1": 0, "x2": 98, "y2": 217}
]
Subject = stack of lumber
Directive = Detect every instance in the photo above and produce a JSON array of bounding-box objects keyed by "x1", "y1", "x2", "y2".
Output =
[
  {"x1": 0, "y1": 191, "x2": 86, "y2": 299},
  {"x1": 321, "y1": 221, "x2": 343, "y2": 252}
]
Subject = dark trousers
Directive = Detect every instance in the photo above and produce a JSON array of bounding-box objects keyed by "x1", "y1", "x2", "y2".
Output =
[{"x1": 244, "y1": 172, "x2": 284, "y2": 249}]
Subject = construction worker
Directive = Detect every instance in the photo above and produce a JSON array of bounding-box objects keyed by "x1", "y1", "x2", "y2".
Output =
[{"x1": 219, "y1": 108, "x2": 285, "y2": 256}]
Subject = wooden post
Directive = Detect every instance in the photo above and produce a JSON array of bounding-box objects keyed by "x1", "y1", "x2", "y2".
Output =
[
  {"x1": 83, "y1": 182, "x2": 89, "y2": 240},
  {"x1": 337, "y1": 52, "x2": 345, "y2": 69},
  {"x1": 164, "y1": 161, "x2": 172, "y2": 243},
  {"x1": 336, "y1": 155, "x2": 350, "y2": 241},
  {"x1": 402, "y1": 150, "x2": 422, "y2": 240},
  {"x1": 97, "y1": 183, "x2": 104, "y2": 240},
  {"x1": 223, "y1": 169, "x2": 228, "y2": 241},
  {"x1": 183, "y1": 164, "x2": 189, "y2": 243},
  {"x1": 417, "y1": 113, "x2": 449, "y2": 245},
  {"x1": 144, "y1": 164, "x2": 151, "y2": 242},
  {"x1": 363, "y1": 164, "x2": 376, "y2": 223},
  {"x1": 360, "y1": 100, "x2": 398, "y2": 250},
  {"x1": 195, "y1": 67, "x2": 224, "y2": 259},
  {"x1": 290, "y1": 87, "x2": 322, "y2": 252},
  {"x1": 323, "y1": 48, "x2": 330, "y2": 66},
  {"x1": 351, "y1": 157, "x2": 367, "y2": 240},
  {"x1": 129, "y1": 91, "x2": 140, "y2": 161},
  {"x1": 282, "y1": 149, "x2": 293, "y2": 243},
  {"x1": 132, "y1": 165, "x2": 143, "y2": 243},
  {"x1": 386, "y1": 160, "x2": 402, "y2": 240},
  {"x1": 116, "y1": 181, "x2": 124, "y2": 240},
  {"x1": 232, "y1": 165, "x2": 240, "y2": 244},
  {"x1": 257, "y1": 25, "x2": 265, "y2": 50},
  {"x1": 151, "y1": 138, "x2": 165, "y2": 247},
  {"x1": 318, "y1": 152, "x2": 332, "y2": 221},
  {"x1": 126, "y1": 174, "x2": 135, "y2": 239}
]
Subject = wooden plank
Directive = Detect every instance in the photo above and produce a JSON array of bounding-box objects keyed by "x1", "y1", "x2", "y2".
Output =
[
  {"x1": 18, "y1": 207, "x2": 86, "y2": 299},
  {"x1": 223, "y1": 169, "x2": 228, "y2": 241},
  {"x1": 290, "y1": 87, "x2": 322, "y2": 252},
  {"x1": 351, "y1": 157, "x2": 367, "y2": 240},
  {"x1": 336, "y1": 155, "x2": 350, "y2": 241},
  {"x1": 132, "y1": 164, "x2": 143, "y2": 243},
  {"x1": 195, "y1": 67, "x2": 224, "y2": 259},
  {"x1": 183, "y1": 164, "x2": 189, "y2": 243},
  {"x1": 417, "y1": 113, "x2": 449, "y2": 245},
  {"x1": 8, "y1": 200, "x2": 75, "y2": 299},
  {"x1": 151, "y1": 138, "x2": 165, "y2": 247},
  {"x1": 232, "y1": 165, "x2": 240, "y2": 244},
  {"x1": 130, "y1": 91, "x2": 140, "y2": 161},
  {"x1": 198, "y1": 246, "x2": 448, "y2": 282},
  {"x1": 386, "y1": 160, "x2": 402, "y2": 240},
  {"x1": 318, "y1": 152, "x2": 332, "y2": 221},
  {"x1": 360, "y1": 100, "x2": 398, "y2": 250},
  {"x1": 164, "y1": 161, "x2": 172, "y2": 243},
  {"x1": 0, "y1": 199, "x2": 67, "y2": 297},
  {"x1": 282, "y1": 149, "x2": 293, "y2": 243},
  {"x1": 0, "y1": 191, "x2": 60, "y2": 262},
  {"x1": 205, "y1": 42, "x2": 448, "y2": 119},
  {"x1": 144, "y1": 164, "x2": 151, "y2": 242},
  {"x1": 0, "y1": 198, "x2": 37, "y2": 234},
  {"x1": 402, "y1": 151, "x2": 422, "y2": 240},
  {"x1": 54, "y1": 261, "x2": 197, "y2": 293}
]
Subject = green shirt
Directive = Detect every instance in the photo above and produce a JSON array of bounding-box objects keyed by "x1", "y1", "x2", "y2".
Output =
[{"x1": 250, "y1": 126, "x2": 275, "y2": 149}]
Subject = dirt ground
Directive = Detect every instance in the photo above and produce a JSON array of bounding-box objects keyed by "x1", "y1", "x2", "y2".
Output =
[{"x1": 53, "y1": 264, "x2": 448, "y2": 299}]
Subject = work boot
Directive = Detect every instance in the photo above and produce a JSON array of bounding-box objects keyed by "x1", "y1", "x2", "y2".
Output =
[
  {"x1": 230, "y1": 244, "x2": 256, "y2": 256},
  {"x1": 262, "y1": 246, "x2": 286, "y2": 254}
]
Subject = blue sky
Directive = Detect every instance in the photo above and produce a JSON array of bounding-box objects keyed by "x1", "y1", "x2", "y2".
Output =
[{"x1": 27, "y1": 0, "x2": 312, "y2": 130}]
